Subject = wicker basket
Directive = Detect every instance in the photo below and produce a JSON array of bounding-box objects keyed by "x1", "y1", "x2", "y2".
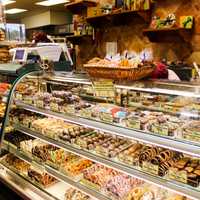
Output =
[{"x1": 84, "y1": 64, "x2": 155, "y2": 81}]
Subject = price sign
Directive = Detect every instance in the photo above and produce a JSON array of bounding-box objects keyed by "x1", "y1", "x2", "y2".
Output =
[
  {"x1": 15, "y1": 93, "x2": 22, "y2": 101},
  {"x1": 151, "y1": 124, "x2": 169, "y2": 136},
  {"x1": 65, "y1": 105, "x2": 75, "y2": 114},
  {"x1": 100, "y1": 112, "x2": 113, "y2": 123},
  {"x1": 80, "y1": 109, "x2": 92, "y2": 118},
  {"x1": 127, "y1": 118, "x2": 141, "y2": 130},
  {"x1": 36, "y1": 100, "x2": 44, "y2": 108},
  {"x1": 143, "y1": 161, "x2": 159, "y2": 175},
  {"x1": 168, "y1": 168, "x2": 187, "y2": 184},
  {"x1": 93, "y1": 80, "x2": 115, "y2": 98},
  {"x1": 50, "y1": 102, "x2": 59, "y2": 112}
]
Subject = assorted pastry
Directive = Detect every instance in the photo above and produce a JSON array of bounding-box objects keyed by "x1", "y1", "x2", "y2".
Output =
[
  {"x1": 13, "y1": 87, "x2": 200, "y2": 145},
  {"x1": 169, "y1": 157, "x2": 200, "y2": 187},
  {"x1": 28, "y1": 166, "x2": 57, "y2": 187},
  {"x1": 65, "y1": 188, "x2": 90, "y2": 200},
  {"x1": 1, "y1": 153, "x2": 30, "y2": 174},
  {"x1": 95, "y1": 136, "x2": 131, "y2": 158},
  {"x1": 126, "y1": 184, "x2": 187, "y2": 200},
  {"x1": 103, "y1": 174, "x2": 144, "y2": 199}
]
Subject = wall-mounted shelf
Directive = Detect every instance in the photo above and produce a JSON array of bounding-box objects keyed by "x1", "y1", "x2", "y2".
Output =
[
  {"x1": 65, "y1": 0, "x2": 97, "y2": 14},
  {"x1": 86, "y1": 9, "x2": 151, "y2": 26},
  {"x1": 143, "y1": 27, "x2": 192, "y2": 43},
  {"x1": 66, "y1": 35, "x2": 93, "y2": 44}
]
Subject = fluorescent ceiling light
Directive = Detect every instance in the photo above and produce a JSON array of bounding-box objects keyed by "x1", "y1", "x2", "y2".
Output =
[
  {"x1": 36, "y1": 0, "x2": 69, "y2": 6},
  {"x1": 2, "y1": 0, "x2": 16, "y2": 6},
  {"x1": 5, "y1": 8, "x2": 27, "y2": 14}
]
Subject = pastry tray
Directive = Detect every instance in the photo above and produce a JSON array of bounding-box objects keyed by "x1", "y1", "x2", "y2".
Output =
[
  {"x1": 26, "y1": 175, "x2": 58, "y2": 189},
  {"x1": 94, "y1": 142, "x2": 133, "y2": 158}
]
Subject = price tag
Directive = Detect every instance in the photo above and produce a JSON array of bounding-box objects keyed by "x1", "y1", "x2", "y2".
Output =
[
  {"x1": 36, "y1": 100, "x2": 44, "y2": 108},
  {"x1": 168, "y1": 168, "x2": 187, "y2": 184},
  {"x1": 127, "y1": 118, "x2": 141, "y2": 130},
  {"x1": 151, "y1": 124, "x2": 169, "y2": 136},
  {"x1": 24, "y1": 97, "x2": 32, "y2": 105},
  {"x1": 100, "y1": 112, "x2": 113, "y2": 123},
  {"x1": 80, "y1": 109, "x2": 92, "y2": 118},
  {"x1": 93, "y1": 80, "x2": 115, "y2": 98},
  {"x1": 65, "y1": 105, "x2": 75, "y2": 114},
  {"x1": 50, "y1": 102, "x2": 59, "y2": 112},
  {"x1": 143, "y1": 161, "x2": 159, "y2": 175},
  {"x1": 15, "y1": 93, "x2": 22, "y2": 101},
  {"x1": 2, "y1": 97, "x2": 7, "y2": 103}
]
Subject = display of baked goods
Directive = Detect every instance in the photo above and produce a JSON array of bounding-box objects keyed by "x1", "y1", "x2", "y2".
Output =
[
  {"x1": 103, "y1": 174, "x2": 144, "y2": 199},
  {"x1": 30, "y1": 118, "x2": 91, "y2": 141},
  {"x1": 15, "y1": 79, "x2": 39, "y2": 100},
  {"x1": 82, "y1": 164, "x2": 120, "y2": 189},
  {"x1": 28, "y1": 166, "x2": 57, "y2": 188},
  {"x1": 13, "y1": 87, "x2": 200, "y2": 146},
  {"x1": 61, "y1": 158, "x2": 93, "y2": 178},
  {"x1": 4, "y1": 130, "x2": 32, "y2": 148},
  {"x1": 1, "y1": 153, "x2": 30, "y2": 175},
  {"x1": 95, "y1": 136, "x2": 131, "y2": 158},
  {"x1": 75, "y1": 131, "x2": 112, "y2": 150},
  {"x1": 125, "y1": 184, "x2": 187, "y2": 200},
  {"x1": 0, "y1": 83, "x2": 11, "y2": 95},
  {"x1": 85, "y1": 54, "x2": 152, "y2": 69},
  {"x1": 182, "y1": 121, "x2": 200, "y2": 143},
  {"x1": 65, "y1": 188, "x2": 90, "y2": 200},
  {"x1": 118, "y1": 143, "x2": 145, "y2": 166},
  {"x1": 169, "y1": 157, "x2": 200, "y2": 187}
]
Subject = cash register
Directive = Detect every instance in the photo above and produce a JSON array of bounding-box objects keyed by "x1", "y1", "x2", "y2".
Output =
[{"x1": 0, "y1": 43, "x2": 73, "y2": 83}]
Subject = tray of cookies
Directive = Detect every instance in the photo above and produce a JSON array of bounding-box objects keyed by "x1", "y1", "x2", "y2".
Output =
[
  {"x1": 95, "y1": 136, "x2": 132, "y2": 158},
  {"x1": 1, "y1": 154, "x2": 30, "y2": 177},
  {"x1": 74, "y1": 131, "x2": 112, "y2": 151},
  {"x1": 117, "y1": 143, "x2": 145, "y2": 167},
  {"x1": 81, "y1": 164, "x2": 120, "y2": 191},
  {"x1": 60, "y1": 158, "x2": 93, "y2": 182},
  {"x1": 65, "y1": 188, "x2": 91, "y2": 200},
  {"x1": 168, "y1": 157, "x2": 200, "y2": 187},
  {"x1": 102, "y1": 174, "x2": 144, "y2": 200},
  {"x1": 27, "y1": 166, "x2": 57, "y2": 189}
]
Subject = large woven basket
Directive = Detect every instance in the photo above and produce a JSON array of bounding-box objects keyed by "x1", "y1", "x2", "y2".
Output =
[{"x1": 84, "y1": 64, "x2": 155, "y2": 81}]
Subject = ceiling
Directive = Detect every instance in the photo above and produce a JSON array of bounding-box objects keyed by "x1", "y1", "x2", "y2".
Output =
[{"x1": 5, "y1": 0, "x2": 68, "y2": 21}]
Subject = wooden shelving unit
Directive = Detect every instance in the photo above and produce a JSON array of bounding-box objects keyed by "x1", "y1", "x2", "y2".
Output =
[
  {"x1": 86, "y1": 9, "x2": 151, "y2": 26},
  {"x1": 65, "y1": 0, "x2": 97, "y2": 14},
  {"x1": 143, "y1": 27, "x2": 192, "y2": 43},
  {"x1": 66, "y1": 34, "x2": 93, "y2": 44}
]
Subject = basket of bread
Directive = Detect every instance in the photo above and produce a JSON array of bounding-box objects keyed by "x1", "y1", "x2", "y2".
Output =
[{"x1": 84, "y1": 52, "x2": 155, "y2": 81}]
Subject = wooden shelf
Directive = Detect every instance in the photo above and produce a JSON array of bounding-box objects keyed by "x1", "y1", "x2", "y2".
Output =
[
  {"x1": 66, "y1": 34, "x2": 93, "y2": 44},
  {"x1": 143, "y1": 27, "x2": 192, "y2": 43},
  {"x1": 86, "y1": 9, "x2": 151, "y2": 26},
  {"x1": 65, "y1": 0, "x2": 97, "y2": 14}
]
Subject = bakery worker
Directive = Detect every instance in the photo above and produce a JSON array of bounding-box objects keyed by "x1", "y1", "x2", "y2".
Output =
[{"x1": 151, "y1": 61, "x2": 180, "y2": 81}]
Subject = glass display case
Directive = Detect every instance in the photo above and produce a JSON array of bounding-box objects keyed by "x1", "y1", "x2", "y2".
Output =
[{"x1": 1, "y1": 71, "x2": 200, "y2": 200}]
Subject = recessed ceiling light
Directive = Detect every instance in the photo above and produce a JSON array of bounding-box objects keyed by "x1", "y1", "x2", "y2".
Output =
[
  {"x1": 5, "y1": 8, "x2": 27, "y2": 14},
  {"x1": 2, "y1": 0, "x2": 16, "y2": 6},
  {"x1": 36, "y1": 0, "x2": 69, "y2": 6}
]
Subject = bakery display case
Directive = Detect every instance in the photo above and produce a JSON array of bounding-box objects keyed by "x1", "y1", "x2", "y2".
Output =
[{"x1": 1, "y1": 71, "x2": 200, "y2": 200}]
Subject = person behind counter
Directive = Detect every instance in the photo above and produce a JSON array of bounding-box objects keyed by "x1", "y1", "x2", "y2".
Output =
[
  {"x1": 151, "y1": 61, "x2": 180, "y2": 81},
  {"x1": 32, "y1": 31, "x2": 52, "y2": 43}
]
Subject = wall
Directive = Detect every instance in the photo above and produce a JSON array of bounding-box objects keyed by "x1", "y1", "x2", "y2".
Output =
[
  {"x1": 21, "y1": 11, "x2": 71, "y2": 29},
  {"x1": 76, "y1": 0, "x2": 200, "y2": 68}
]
